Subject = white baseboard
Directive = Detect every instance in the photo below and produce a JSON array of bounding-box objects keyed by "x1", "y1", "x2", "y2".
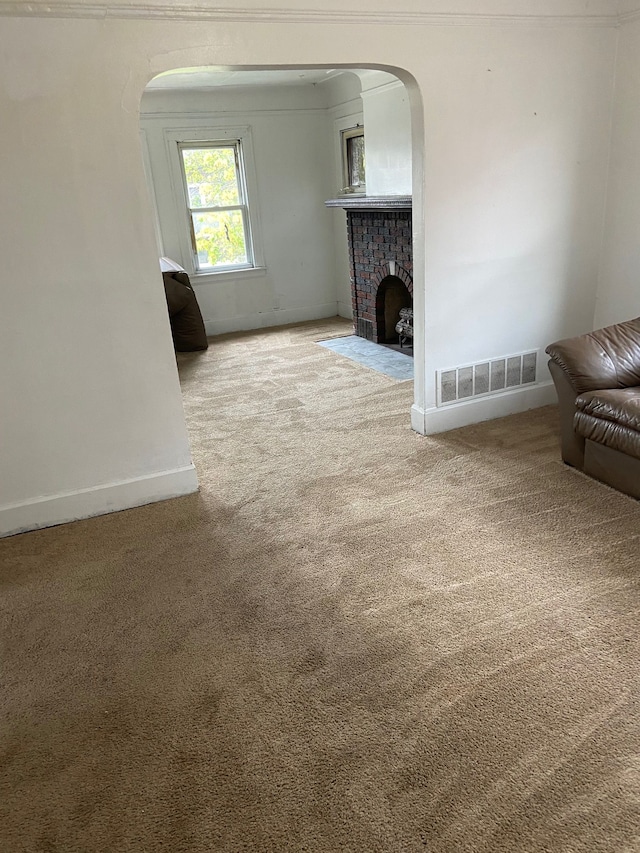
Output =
[
  {"x1": 0, "y1": 465, "x2": 199, "y2": 538},
  {"x1": 204, "y1": 303, "x2": 339, "y2": 337},
  {"x1": 411, "y1": 381, "x2": 556, "y2": 435}
]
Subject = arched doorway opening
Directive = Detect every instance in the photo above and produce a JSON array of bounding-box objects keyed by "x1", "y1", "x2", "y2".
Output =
[{"x1": 138, "y1": 63, "x2": 424, "y2": 426}]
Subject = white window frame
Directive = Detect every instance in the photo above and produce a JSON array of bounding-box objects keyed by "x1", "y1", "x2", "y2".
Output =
[
  {"x1": 179, "y1": 140, "x2": 253, "y2": 273},
  {"x1": 340, "y1": 125, "x2": 366, "y2": 194},
  {"x1": 164, "y1": 126, "x2": 264, "y2": 280}
]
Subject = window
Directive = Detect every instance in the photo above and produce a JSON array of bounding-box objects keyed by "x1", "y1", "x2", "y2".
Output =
[
  {"x1": 341, "y1": 126, "x2": 365, "y2": 194},
  {"x1": 178, "y1": 141, "x2": 254, "y2": 272}
]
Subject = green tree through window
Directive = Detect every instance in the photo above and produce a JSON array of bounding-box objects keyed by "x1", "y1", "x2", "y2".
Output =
[{"x1": 180, "y1": 143, "x2": 253, "y2": 271}]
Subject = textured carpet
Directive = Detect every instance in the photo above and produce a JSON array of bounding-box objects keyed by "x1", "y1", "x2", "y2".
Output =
[{"x1": 2, "y1": 317, "x2": 640, "y2": 853}]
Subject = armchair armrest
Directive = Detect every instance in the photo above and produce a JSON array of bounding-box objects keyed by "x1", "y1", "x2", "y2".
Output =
[{"x1": 546, "y1": 317, "x2": 640, "y2": 394}]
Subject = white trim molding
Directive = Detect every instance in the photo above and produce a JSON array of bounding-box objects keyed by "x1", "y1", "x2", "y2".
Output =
[
  {"x1": 0, "y1": 465, "x2": 199, "y2": 538},
  {"x1": 0, "y1": 2, "x2": 618, "y2": 27},
  {"x1": 141, "y1": 109, "x2": 328, "y2": 120},
  {"x1": 410, "y1": 381, "x2": 556, "y2": 435}
]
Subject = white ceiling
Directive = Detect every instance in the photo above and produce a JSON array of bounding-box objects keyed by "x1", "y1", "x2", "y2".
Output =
[{"x1": 146, "y1": 68, "x2": 344, "y2": 91}]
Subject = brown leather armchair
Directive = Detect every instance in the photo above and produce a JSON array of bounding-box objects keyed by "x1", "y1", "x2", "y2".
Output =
[{"x1": 546, "y1": 317, "x2": 640, "y2": 499}]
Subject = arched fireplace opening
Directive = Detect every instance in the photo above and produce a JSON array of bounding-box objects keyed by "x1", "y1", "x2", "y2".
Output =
[{"x1": 375, "y1": 276, "x2": 413, "y2": 349}]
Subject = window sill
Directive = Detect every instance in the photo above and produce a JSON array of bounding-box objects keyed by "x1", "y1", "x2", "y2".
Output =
[{"x1": 190, "y1": 266, "x2": 267, "y2": 285}]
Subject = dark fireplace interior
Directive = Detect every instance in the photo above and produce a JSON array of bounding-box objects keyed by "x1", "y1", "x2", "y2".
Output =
[{"x1": 376, "y1": 276, "x2": 413, "y2": 346}]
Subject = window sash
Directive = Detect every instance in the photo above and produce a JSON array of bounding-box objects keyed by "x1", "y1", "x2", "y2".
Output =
[
  {"x1": 188, "y1": 209, "x2": 253, "y2": 271},
  {"x1": 178, "y1": 142, "x2": 255, "y2": 271}
]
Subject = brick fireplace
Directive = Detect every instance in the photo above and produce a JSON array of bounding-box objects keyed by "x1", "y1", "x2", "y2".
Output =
[{"x1": 326, "y1": 196, "x2": 412, "y2": 346}]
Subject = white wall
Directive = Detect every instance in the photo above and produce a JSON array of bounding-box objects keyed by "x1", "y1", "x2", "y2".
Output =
[
  {"x1": 0, "y1": 5, "x2": 619, "y2": 535},
  {"x1": 141, "y1": 85, "x2": 338, "y2": 335},
  {"x1": 360, "y1": 72, "x2": 412, "y2": 196},
  {"x1": 0, "y1": 17, "x2": 198, "y2": 537},
  {"x1": 595, "y1": 16, "x2": 640, "y2": 328},
  {"x1": 418, "y1": 26, "x2": 615, "y2": 389}
]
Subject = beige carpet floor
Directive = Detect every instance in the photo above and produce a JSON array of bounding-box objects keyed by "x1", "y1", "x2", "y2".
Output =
[{"x1": 2, "y1": 317, "x2": 640, "y2": 852}]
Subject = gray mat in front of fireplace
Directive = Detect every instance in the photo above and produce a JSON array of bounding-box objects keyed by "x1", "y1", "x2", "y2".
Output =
[{"x1": 317, "y1": 336, "x2": 413, "y2": 382}]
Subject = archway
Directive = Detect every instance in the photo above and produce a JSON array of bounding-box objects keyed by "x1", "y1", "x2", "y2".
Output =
[{"x1": 138, "y1": 62, "x2": 425, "y2": 426}]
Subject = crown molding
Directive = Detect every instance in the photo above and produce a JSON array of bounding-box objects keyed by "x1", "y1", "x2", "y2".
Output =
[
  {"x1": 140, "y1": 107, "x2": 327, "y2": 119},
  {"x1": 0, "y1": 2, "x2": 619, "y2": 27}
]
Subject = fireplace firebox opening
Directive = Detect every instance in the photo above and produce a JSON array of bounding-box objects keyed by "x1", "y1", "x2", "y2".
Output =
[{"x1": 376, "y1": 276, "x2": 412, "y2": 345}]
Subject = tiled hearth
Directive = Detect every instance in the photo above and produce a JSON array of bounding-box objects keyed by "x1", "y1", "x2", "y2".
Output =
[{"x1": 325, "y1": 196, "x2": 412, "y2": 346}]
